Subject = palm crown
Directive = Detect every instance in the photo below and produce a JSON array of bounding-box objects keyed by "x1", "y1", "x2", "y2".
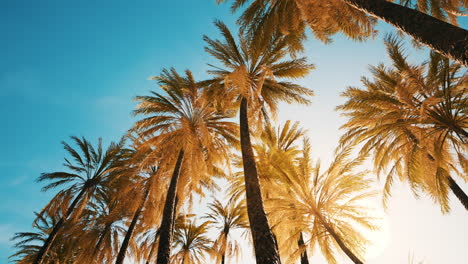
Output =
[
  {"x1": 204, "y1": 198, "x2": 249, "y2": 264},
  {"x1": 338, "y1": 36, "x2": 468, "y2": 212},
  {"x1": 171, "y1": 219, "x2": 213, "y2": 264},
  {"x1": 203, "y1": 20, "x2": 314, "y2": 124},
  {"x1": 32, "y1": 136, "x2": 126, "y2": 264}
]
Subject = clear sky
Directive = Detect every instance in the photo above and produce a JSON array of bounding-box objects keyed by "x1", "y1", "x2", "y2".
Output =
[{"x1": 1, "y1": 0, "x2": 467, "y2": 263}]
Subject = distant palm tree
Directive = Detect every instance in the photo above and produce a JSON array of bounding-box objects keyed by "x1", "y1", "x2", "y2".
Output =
[
  {"x1": 67, "y1": 189, "x2": 123, "y2": 264},
  {"x1": 171, "y1": 219, "x2": 213, "y2": 264},
  {"x1": 138, "y1": 227, "x2": 160, "y2": 264},
  {"x1": 204, "y1": 199, "x2": 249, "y2": 264},
  {"x1": 203, "y1": 21, "x2": 314, "y2": 264},
  {"x1": 338, "y1": 36, "x2": 468, "y2": 212},
  {"x1": 217, "y1": 0, "x2": 468, "y2": 65},
  {"x1": 10, "y1": 211, "x2": 80, "y2": 264},
  {"x1": 114, "y1": 166, "x2": 159, "y2": 264},
  {"x1": 269, "y1": 140, "x2": 378, "y2": 264},
  {"x1": 133, "y1": 68, "x2": 238, "y2": 264},
  {"x1": 33, "y1": 136, "x2": 126, "y2": 264}
]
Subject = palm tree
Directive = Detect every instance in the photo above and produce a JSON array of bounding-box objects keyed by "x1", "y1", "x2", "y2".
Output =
[
  {"x1": 72, "y1": 190, "x2": 127, "y2": 264},
  {"x1": 138, "y1": 227, "x2": 160, "y2": 264},
  {"x1": 33, "y1": 136, "x2": 126, "y2": 264},
  {"x1": 253, "y1": 121, "x2": 309, "y2": 263},
  {"x1": 338, "y1": 36, "x2": 468, "y2": 212},
  {"x1": 217, "y1": 0, "x2": 468, "y2": 65},
  {"x1": 133, "y1": 68, "x2": 238, "y2": 264},
  {"x1": 203, "y1": 21, "x2": 314, "y2": 264},
  {"x1": 268, "y1": 140, "x2": 378, "y2": 264},
  {"x1": 114, "y1": 166, "x2": 159, "y2": 264},
  {"x1": 10, "y1": 212, "x2": 80, "y2": 264},
  {"x1": 204, "y1": 198, "x2": 249, "y2": 264},
  {"x1": 171, "y1": 219, "x2": 213, "y2": 264}
]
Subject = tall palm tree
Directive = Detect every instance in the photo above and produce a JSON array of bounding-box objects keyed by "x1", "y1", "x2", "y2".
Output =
[
  {"x1": 204, "y1": 198, "x2": 249, "y2": 264},
  {"x1": 203, "y1": 21, "x2": 314, "y2": 264},
  {"x1": 217, "y1": 0, "x2": 468, "y2": 65},
  {"x1": 338, "y1": 36, "x2": 468, "y2": 212},
  {"x1": 268, "y1": 140, "x2": 378, "y2": 264},
  {"x1": 10, "y1": 212, "x2": 80, "y2": 264},
  {"x1": 133, "y1": 68, "x2": 238, "y2": 264},
  {"x1": 33, "y1": 136, "x2": 126, "y2": 264},
  {"x1": 171, "y1": 219, "x2": 213, "y2": 264}
]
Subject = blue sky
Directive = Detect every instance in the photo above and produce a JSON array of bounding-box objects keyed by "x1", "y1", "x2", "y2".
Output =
[{"x1": 1, "y1": 0, "x2": 467, "y2": 263}]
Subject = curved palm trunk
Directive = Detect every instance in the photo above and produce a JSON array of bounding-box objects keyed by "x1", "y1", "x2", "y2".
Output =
[
  {"x1": 448, "y1": 176, "x2": 468, "y2": 211},
  {"x1": 339, "y1": 0, "x2": 468, "y2": 65},
  {"x1": 298, "y1": 232, "x2": 309, "y2": 264},
  {"x1": 323, "y1": 222, "x2": 363, "y2": 264},
  {"x1": 239, "y1": 97, "x2": 281, "y2": 264},
  {"x1": 156, "y1": 150, "x2": 185, "y2": 264},
  {"x1": 115, "y1": 180, "x2": 153, "y2": 264},
  {"x1": 34, "y1": 187, "x2": 88, "y2": 264}
]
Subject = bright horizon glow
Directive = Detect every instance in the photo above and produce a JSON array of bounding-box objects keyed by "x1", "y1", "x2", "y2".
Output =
[{"x1": 1, "y1": 1, "x2": 467, "y2": 263}]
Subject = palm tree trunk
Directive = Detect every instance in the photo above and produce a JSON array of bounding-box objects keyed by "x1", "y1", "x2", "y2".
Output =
[
  {"x1": 34, "y1": 187, "x2": 88, "y2": 264},
  {"x1": 340, "y1": 0, "x2": 468, "y2": 65},
  {"x1": 146, "y1": 231, "x2": 159, "y2": 264},
  {"x1": 156, "y1": 150, "x2": 185, "y2": 264},
  {"x1": 221, "y1": 255, "x2": 225, "y2": 264},
  {"x1": 239, "y1": 97, "x2": 281, "y2": 264},
  {"x1": 448, "y1": 176, "x2": 468, "y2": 211},
  {"x1": 92, "y1": 224, "x2": 110, "y2": 259},
  {"x1": 115, "y1": 180, "x2": 153, "y2": 264},
  {"x1": 298, "y1": 232, "x2": 309, "y2": 264},
  {"x1": 323, "y1": 222, "x2": 363, "y2": 264}
]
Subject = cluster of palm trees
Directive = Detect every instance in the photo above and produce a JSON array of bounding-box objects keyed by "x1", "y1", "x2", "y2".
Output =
[{"x1": 10, "y1": 0, "x2": 467, "y2": 264}]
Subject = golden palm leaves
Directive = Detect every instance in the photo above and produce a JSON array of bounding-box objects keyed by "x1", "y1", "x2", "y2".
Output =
[
  {"x1": 268, "y1": 142, "x2": 378, "y2": 264},
  {"x1": 205, "y1": 199, "x2": 249, "y2": 263},
  {"x1": 11, "y1": 2, "x2": 468, "y2": 262},
  {"x1": 134, "y1": 68, "x2": 238, "y2": 190},
  {"x1": 171, "y1": 218, "x2": 213, "y2": 264},
  {"x1": 252, "y1": 123, "x2": 378, "y2": 264},
  {"x1": 203, "y1": 20, "x2": 314, "y2": 128},
  {"x1": 338, "y1": 35, "x2": 468, "y2": 212}
]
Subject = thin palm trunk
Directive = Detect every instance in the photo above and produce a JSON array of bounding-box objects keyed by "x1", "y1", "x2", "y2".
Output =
[
  {"x1": 298, "y1": 232, "x2": 309, "y2": 264},
  {"x1": 115, "y1": 180, "x2": 153, "y2": 264},
  {"x1": 339, "y1": 0, "x2": 468, "y2": 65},
  {"x1": 239, "y1": 97, "x2": 281, "y2": 264},
  {"x1": 34, "y1": 187, "x2": 88, "y2": 264},
  {"x1": 221, "y1": 231, "x2": 228, "y2": 264},
  {"x1": 156, "y1": 150, "x2": 185, "y2": 264},
  {"x1": 146, "y1": 229, "x2": 160, "y2": 264},
  {"x1": 92, "y1": 224, "x2": 110, "y2": 259},
  {"x1": 448, "y1": 176, "x2": 468, "y2": 211},
  {"x1": 322, "y1": 221, "x2": 363, "y2": 264}
]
